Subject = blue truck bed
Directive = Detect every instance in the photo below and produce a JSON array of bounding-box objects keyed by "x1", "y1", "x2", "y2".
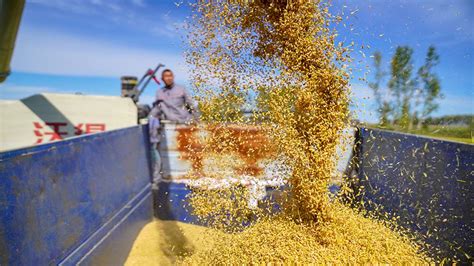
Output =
[{"x1": 0, "y1": 125, "x2": 472, "y2": 264}]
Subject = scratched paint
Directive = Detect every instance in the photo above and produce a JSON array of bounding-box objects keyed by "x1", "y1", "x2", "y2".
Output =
[{"x1": 159, "y1": 121, "x2": 276, "y2": 179}]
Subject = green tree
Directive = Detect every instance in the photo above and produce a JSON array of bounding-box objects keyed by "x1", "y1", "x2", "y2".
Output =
[
  {"x1": 368, "y1": 51, "x2": 391, "y2": 126},
  {"x1": 388, "y1": 46, "x2": 416, "y2": 129},
  {"x1": 417, "y1": 46, "x2": 442, "y2": 129}
]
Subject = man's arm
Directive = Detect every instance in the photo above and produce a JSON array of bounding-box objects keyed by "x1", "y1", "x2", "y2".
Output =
[
  {"x1": 149, "y1": 104, "x2": 162, "y2": 118},
  {"x1": 183, "y1": 87, "x2": 199, "y2": 115},
  {"x1": 149, "y1": 91, "x2": 161, "y2": 145},
  {"x1": 151, "y1": 89, "x2": 163, "y2": 118}
]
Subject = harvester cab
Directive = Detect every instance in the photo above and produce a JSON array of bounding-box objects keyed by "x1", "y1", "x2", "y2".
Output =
[{"x1": 121, "y1": 63, "x2": 164, "y2": 121}]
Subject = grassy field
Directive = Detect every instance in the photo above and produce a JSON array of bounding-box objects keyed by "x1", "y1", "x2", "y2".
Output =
[
  {"x1": 367, "y1": 124, "x2": 473, "y2": 144},
  {"x1": 423, "y1": 135, "x2": 472, "y2": 144}
]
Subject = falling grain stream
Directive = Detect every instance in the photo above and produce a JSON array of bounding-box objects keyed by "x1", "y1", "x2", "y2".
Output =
[{"x1": 127, "y1": 1, "x2": 432, "y2": 264}]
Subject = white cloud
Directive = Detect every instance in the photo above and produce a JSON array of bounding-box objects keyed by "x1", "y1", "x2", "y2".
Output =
[
  {"x1": 28, "y1": 0, "x2": 102, "y2": 15},
  {"x1": 350, "y1": 83, "x2": 373, "y2": 100},
  {"x1": 27, "y1": 0, "x2": 180, "y2": 38},
  {"x1": 349, "y1": 82, "x2": 379, "y2": 123},
  {"x1": 436, "y1": 94, "x2": 474, "y2": 115},
  {"x1": 131, "y1": 0, "x2": 145, "y2": 7},
  {"x1": 0, "y1": 85, "x2": 56, "y2": 100},
  {"x1": 11, "y1": 27, "x2": 189, "y2": 81}
]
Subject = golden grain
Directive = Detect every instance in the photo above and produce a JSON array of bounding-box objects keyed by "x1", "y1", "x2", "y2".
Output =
[{"x1": 133, "y1": 0, "x2": 432, "y2": 264}]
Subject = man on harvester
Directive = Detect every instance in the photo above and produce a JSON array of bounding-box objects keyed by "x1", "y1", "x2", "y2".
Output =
[
  {"x1": 149, "y1": 69, "x2": 198, "y2": 183},
  {"x1": 151, "y1": 69, "x2": 198, "y2": 123}
]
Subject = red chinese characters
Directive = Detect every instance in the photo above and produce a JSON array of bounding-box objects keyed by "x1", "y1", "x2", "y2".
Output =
[
  {"x1": 33, "y1": 122, "x2": 106, "y2": 144},
  {"x1": 74, "y1": 123, "x2": 106, "y2": 135}
]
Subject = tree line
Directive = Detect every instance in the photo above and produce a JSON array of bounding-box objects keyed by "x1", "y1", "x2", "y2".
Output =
[
  {"x1": 369, "y1": 45, "x2": 442, "y2": 130},
  {"x1": 424, "y1": 114, "x2": 472, "y2": 127}
]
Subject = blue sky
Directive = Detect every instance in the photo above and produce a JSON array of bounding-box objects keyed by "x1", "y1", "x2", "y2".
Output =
[{"x1": 0, "y1": 0, "x2": 472, "y2": 122}]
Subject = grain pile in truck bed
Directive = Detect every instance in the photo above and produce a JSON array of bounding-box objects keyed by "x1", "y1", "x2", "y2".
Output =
[
  {"x1": 126, "y1": 206, "x2": 428, "y2": 265},
  {"x1": 125, "y1": 220, "x2": 223, "y2": 266},
  {"x1": 181, "y1": 203, "x2": 428, "y2": 264}
]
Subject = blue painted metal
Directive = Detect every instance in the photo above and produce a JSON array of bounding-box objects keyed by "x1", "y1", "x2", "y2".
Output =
[
  {"x1": 153, "y1": 182, "x2": 286, "y2": 225},
  {"x1": 153, "y1": 181, "x2": 200, "y2": 224},
  {"x1": 60, "y1": 186, "x2": 152, "y2": 265},
  {"x1": 0, "y1": 126, "x2": 153, "y2": 265},
  {"x1": 355, "y1": 127, "x2": 473, "y2": 261},
  {"x1": 154, "y1": 182, "x2": 198, "y2": 224}
]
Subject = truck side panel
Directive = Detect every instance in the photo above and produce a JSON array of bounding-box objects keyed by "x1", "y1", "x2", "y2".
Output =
[
  {"x1": 356, "y1": 128, "x2": 473, "y2": 261},
  {"x1": 0, "y1": 126, "x2": 153, "y2": 265}
]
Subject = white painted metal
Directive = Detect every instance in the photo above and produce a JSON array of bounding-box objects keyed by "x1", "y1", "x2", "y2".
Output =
[
  {"x1": 158, "y1": 121, "x2": 193, "y2": 179},
  {"x1": 157, "y1": 121, "x2": 355, "y2": 182},
  {"x1": 0, "y1": 93, "x2": 137, "y2": 151}
]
